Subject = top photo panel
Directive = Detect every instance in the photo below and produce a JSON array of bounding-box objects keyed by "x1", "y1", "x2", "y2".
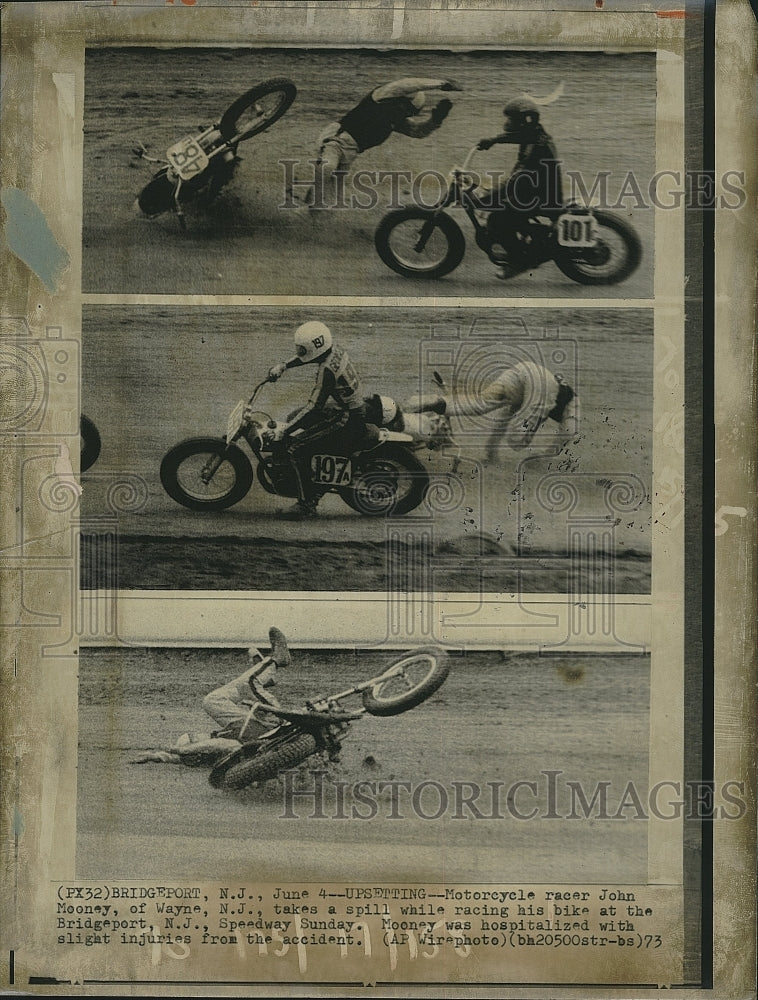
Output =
[{"x1": 83, "y1": 46, "x2": 655, "y2": 298}]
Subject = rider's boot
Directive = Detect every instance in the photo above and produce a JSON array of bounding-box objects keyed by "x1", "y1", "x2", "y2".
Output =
[
  {"x1": 276, "y1": 498, "x2": 320, "y2": 519},
  {"x1": 275, "y1": 450, "x2": 321, "y2": 518},
  {"x1": 268, "y1": 626, "x2": 292, "y2": 668}
]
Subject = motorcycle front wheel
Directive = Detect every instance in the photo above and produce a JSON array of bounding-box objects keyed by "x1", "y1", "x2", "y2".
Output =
[
  {"x1": 159, "y1": 436, "x2": 253, "y2": 511},
  {"x1": 220, "y1": 732, "x2": 319, "y2": 790},
  {"x1": 374, "y1": 208, "x2": 466, "y2": 279},
  {"x1": 80, "y1": 415, "x2": 101, "y2": 473},
  {"x1": 340, "y1": 445, "x2": 429, "y2": 516},
  {"x1": 362, "y1": 647, "x2": 451, "y2": 717},
  {"x1": 554, "y1": 211, "x2": 642, "y2": 285},
  {"x1": 219, "y1": 78, "x2": 297, "y2": 143},
  {"x1": 136, "y1": 168, "x2": 176, "y2": 218}
]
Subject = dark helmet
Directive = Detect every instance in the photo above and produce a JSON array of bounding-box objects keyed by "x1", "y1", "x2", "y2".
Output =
[{"x1": 503, "y1": 96, "x2": 541, "y2": 130}]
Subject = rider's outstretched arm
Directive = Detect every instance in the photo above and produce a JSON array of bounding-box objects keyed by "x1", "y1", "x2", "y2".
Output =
[
  {"x1": 372, "y1": 77, "x2": 461, "y2": 100},
  {"x1": 478, "y1": 132, "x2": 518, "y2": 150},
  {"x1": 394, "y1": 103, "x2": 452, "y2": 139}
]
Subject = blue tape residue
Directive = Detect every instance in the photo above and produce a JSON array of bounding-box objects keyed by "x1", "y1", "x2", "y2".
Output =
[
  {"x1": 1, "y1": 187, "x2": 70, "y2": 293},
  {"x1": 13, "y1": 806, "x2": 24, "y2": 838}
]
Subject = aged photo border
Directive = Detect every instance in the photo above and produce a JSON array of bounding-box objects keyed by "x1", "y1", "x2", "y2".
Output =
[{"x1": 0, "y1": 1, "x2": 754, "y2": 997}]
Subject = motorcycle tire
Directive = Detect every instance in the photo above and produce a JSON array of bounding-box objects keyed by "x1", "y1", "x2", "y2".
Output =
[
  {"x1": 219, "y1": 78, "x2": 297, "y2": 144},
  {"x1": 136, "y1": 168, "x2": 176, "y2": 218},
  {"x1": 80, "y1": 415, "x2": 101, "y2": 473},
  {"x1": 554, "y1": 211, "x2": 642, "y2": 285},
  {"x1": 221, "y1": 732, "x2": 319, "y2": 790},
  {"x1": 340, "y1": 444, "x2": 429, "y2": 516},
  {"x1": 160, "y1": 436, "x2": 253, "y2": 511},
  {"x1": 362, "y1": 646, "x2": 451, "y2": 717},
  {"x1": 374, "y1": 208, "x2": 466, "y2": 279}
]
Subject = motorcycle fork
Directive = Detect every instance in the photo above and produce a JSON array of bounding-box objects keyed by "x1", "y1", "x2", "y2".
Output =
[
  {"x1": 414, "y1": 190, "x2": 455, "y2": 252},
  {"x1": 200, "y1": 446, "x2": 233, "y2": 484},
  {"x1": 172, "y1": 177, "x2": 187, "y2": 230}
]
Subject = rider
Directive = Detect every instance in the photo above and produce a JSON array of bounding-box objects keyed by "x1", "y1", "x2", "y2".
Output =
[
  {"x1": 201, "y1": 626, "x2": 292, "y2": 740},
  {"x1": 475, "y1": 96, "x2": 564, "y2": 279},
  {"x1": 265, "y1": 321, "x2": 371, "y2": 519},
  {"x1": 132, "y1": 627, "x2": 293, "y2": 764},
  {"x1": 305, "y1": 77, "x2": 462, "y2": 207},
  {"x1": 407, "y1": 359, "x2": 579, "y2": 463}
]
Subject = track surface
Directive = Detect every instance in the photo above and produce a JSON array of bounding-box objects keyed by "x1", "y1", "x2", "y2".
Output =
[
  {"x1": 77, "y1": 646, "x2": 650, "y2": 883},
  {"x1": 81, "y1": 306, "x2": 653, "y2": 591},
  {"x1": 83, "y1": 48, "x2": 655, "y2": 298}
]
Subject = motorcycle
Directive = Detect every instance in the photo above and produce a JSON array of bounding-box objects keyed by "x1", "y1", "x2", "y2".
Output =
[
  {"x1": 374, "y1": 145, "x2": 642, "y2": 285},
  {"x1": 159, "y1": 375, "x2": 436, "y2": 517},
  {"x1": 133, "y1": 78, "x2": 297, "y2": 228},
  {"x1": 80, "y1": 414, "x2": 101, "y2": 472},
  {"x1": 207, "y1": 646, "x2": 450, "y2": 791}
]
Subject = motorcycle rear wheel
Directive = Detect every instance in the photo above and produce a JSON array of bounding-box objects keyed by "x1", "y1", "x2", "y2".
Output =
[
  {"x1": 554, "y1": 211, "x2": 642, "y2": 285},
  {"x1": 340, "y1": 445, "x2": 429, "y2": 516},
  {"x1": 362, "y1": 646, "x2": 451, "y2": 716},
  {"x1": 219, "y1": 78, "x2": 297, "y2": 143},
  {"x1": 374, "y1": 208, "x2": 466, "y2": 279},
  {"x1": 160, "y1": 436, "x2": 253, "y2": 511},
  {"x1": 221, "y1": 732, "x2": 319, "y2": 789},
  {"x1": 80, "y1": 415, "x2": 101, "y2": 473}
]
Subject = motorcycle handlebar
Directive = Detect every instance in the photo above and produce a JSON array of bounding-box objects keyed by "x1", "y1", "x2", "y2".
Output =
[{"x1": 247, "y1": 378, "x2": 275, "y2": 404}]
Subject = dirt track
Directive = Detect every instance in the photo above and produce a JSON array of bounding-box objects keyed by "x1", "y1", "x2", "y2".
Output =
[
  {"x1": 77, "y1": 645, "x2": 650, "y2": 883},
  {"x1": 83, "y1": 48, "x2": 655, "y2": 298},
  {"x1": 80, "y1": 305, "x2": 652, "y2": 592}
]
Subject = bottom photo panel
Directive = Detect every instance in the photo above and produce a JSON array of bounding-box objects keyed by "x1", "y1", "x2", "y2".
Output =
[{"x1": 77, "y1": 636, "x2": 652, "y2": 885}]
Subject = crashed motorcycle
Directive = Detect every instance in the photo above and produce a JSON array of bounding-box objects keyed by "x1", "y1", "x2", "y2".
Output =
[
  {"x1": 159, "y1": 376, "x2": 437, "y2": 517},
  {"x1": 374, "y1": 145, "x2": 642, "y2": 285},
  {"x1": 80, "y1": 414, "x2": 101, "y2": 472},
  {"x1": 133, "y1": 78, "x2": 296, "y2": 228},
  {"x1": 207, "y1": 646, "x2": 450, "y2": 791}
]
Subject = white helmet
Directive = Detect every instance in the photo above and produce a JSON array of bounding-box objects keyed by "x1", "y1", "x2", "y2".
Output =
[
  {"x1": 410, "y1": 91, "x2": 427, "y2": 112},
  {"x1": 377, "y1": 395, "x2": 398, "y2": 425},
  {"x1": 294, "y1": 321, "x2": 333, "y2": 364}
]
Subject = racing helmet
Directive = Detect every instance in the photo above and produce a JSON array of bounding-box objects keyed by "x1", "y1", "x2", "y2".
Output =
[
  {"x1": 377, "y1": 394, "x2": 399, "y2": 425},
  {"x1": 364, "y1": 393, "x2": 405, "y2": 431},
  {"x1": 410, "y1": 91, "x2": 427, "y2": 112},
  {"x1": 503, "y1": 96, "x2": 541, "y2": 131},
  {"x1": 293, "y1": 321, "x2": 333, "y2": 364}
]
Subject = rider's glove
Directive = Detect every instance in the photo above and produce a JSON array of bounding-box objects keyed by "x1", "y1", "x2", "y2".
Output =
[
  {"x1": 430, "y1": 99, "x2": 453, "y2": 125},
  {"x1": 268, "y1": 363, "x2": 287, "y2": 382},
  {"x1": 477, "y1": 138, "x2": 495, "y2": 151},
  {"x1": 439, "y1": 80, "x2": 463, "y2": 92}
]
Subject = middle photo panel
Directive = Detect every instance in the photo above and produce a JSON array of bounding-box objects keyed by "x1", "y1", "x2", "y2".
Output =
[{"x1": 81, "y1": 305, "x2": 652, "y2": 595}]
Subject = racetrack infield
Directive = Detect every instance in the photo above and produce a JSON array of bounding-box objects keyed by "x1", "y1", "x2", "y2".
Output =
[{"x1": 77, "y1": 645, "x2": 651, "y2": 883}]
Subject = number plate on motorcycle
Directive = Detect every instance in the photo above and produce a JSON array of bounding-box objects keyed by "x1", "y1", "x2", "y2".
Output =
[
  {"x1": 311, "y1": 454, "x2": 352, "y2": 486},
  {"x1": 226, "y1": 400, "x2": 246, "y2": 442},
  {"x1": 556, "y1": 213, "x2": 599, "y2": 247},
  {"x1": 166, "y1": 134, "x2": 210, "y2": 180}
]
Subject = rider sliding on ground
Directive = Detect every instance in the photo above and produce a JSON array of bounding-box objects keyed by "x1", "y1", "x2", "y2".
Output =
[
  {"x1": 132, "y1": 626, "x2": 293, "y2": 765},
  {"x1": 408, "y1": 359, "x2": 579, "y2": 463}
]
